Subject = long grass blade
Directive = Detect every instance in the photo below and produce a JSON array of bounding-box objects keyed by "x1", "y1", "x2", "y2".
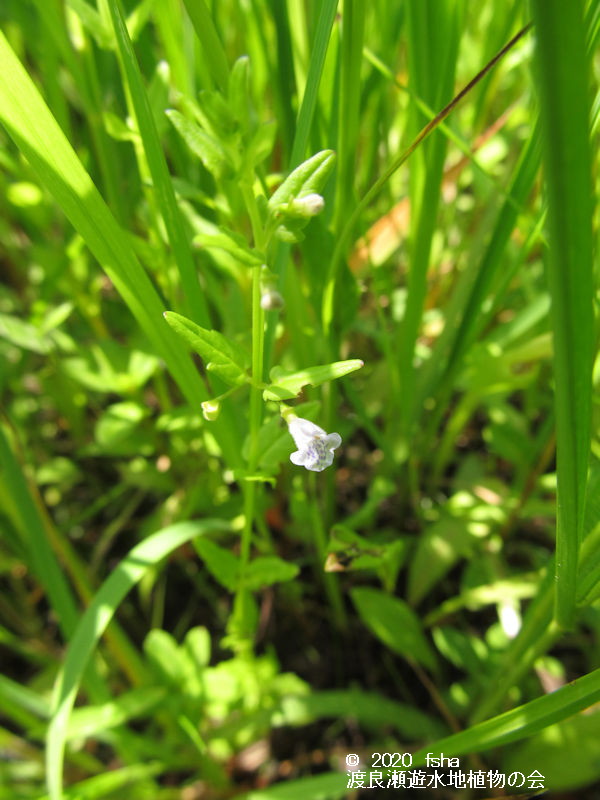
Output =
[
  {"x1": 412, "y1": 665, "x2": 600, "y2": 764},
  {"x1": 181, "y1": 0, "x2": 230, "y2": 90},
  {"x1": 102, "y1": 0, "x2": 210, "y2": 324},
  {"x1": 531, "y1": 0, "x2": 594, "y2": 628},
  {"x1": 46, "y1": 519, "x2": 229, "y2": 800},
  {"x1": 0, "y1": 425, "x2": 80, "y2": 638}
]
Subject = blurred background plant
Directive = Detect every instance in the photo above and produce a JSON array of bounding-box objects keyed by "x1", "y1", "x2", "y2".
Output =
[{"x1": 0, "y1": 0, "x2": 599, "y2": 798}]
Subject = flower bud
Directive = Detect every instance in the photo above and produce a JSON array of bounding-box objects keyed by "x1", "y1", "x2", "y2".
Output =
[
  {"x1": 201, "y1": 399, "x2": 221, "y2": 421},
  {"x1": 290, "y1": 192, "x2": 325, "y2": 217},
  {"x1": 260, "y1": 288, "x2": 285, "y2": 310}
]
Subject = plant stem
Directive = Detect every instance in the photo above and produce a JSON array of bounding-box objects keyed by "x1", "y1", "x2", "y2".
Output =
[{"x1": 233, "y1": 180, "x2": 267, "y2": 646}]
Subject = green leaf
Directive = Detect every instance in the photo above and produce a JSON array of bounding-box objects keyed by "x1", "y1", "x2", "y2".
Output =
[
  {"x1": 67, "y1": 0, "x2": 112, "y2": 49},
  {"x1": 66, "y1": 687, "x2": 166, "y2": 741},
  {"x1": 94, "y1": 401, "x2": 149, "y2": 452},
  {"x1": 325, "y1": 525, "x2": 407, "y2": 585},
  {"x1": 268, "y1": 149, "x2": 335, "y2": 211},
  {"x1": 194, "y1": 228, "x2": 265, "y2": 266},
  {"x1": 193, "y1": 538, "x2": 239, "y2": 592},
  {"x1": 52, "y1": 764, "x2": 164, "y2": 799},
  {"x1": 102, "y1": 110, "x2": 138, "y2": 142},
  {"x1": 263, "y1": 359, "x2": 363, "y2": 400},
  {"x1": 0, "y1": 312, "x2": 53, "y2": 354},
  {"x1": 351, "y1": 587, "x2": 438, "y2": 672},
  {"x1": 36, "y1": 457, "x2": 82, "y2": 489},
  {"x1": 410, "y1": 666, "x2": 600, "y2": 766},
  {"x1": 163, "y1": 311, "x2": 249, "y2": 386},
  {"x1": 432, "y1": 627, "x2": 488, "y2": 678},
  {"x1": 280, "y1": 689, "x2": 446, "y2": 741},
  {"x1": 40, "y1": 301, "x2": 74, "y2": 334},
  {"x1": 144, "y1": 629, "x2": 188, "y2": 686},
  {"x1": 408, "y1": 516, "x2": 474, "y2": 606},
  {"x1": 273, "y1": 218, "x2": 307, "y2": 244},
  {"x1": 424, "y1": 575, "x2": 538, "y2": 627},
  {"x1": 245, "y1": 557, "x2": 299, "y2": 590},
  {"x1": 502, "y1": 709, "x2": 600, "y2": 791},
  {"x1": 193, "y1": 542, "x2": 298, "y2": 592},
  {"x1": 166, "y1": 109, "x2": 233, "y2": 179},
  {"x1": 61, "y1": 344, "x2": 158, "y2": 394},
  {"x1": 181, "y1": 0, "x2": 229, "y2": 90},
  {"x1": 247, "y1": 120, "x2": 277, "y2": 168},
  {"x1": 253, "y1": 416, "x2": 296, "y2": 471},
  {"x1": 183, "y1": 627, "x2": 211, "y2": 670},
  {"x1": 196, "y1": 89, "x2": 238, "y2": 138},
  {"x1": 531, "y1": 0, "x2": 594, "y2": 628},
  {"x1": 243, "y1": 772, "x2": 347, "y2": 800},
  {"x1": 228, "y1": 55, "x2": 251, "y2": 131}
]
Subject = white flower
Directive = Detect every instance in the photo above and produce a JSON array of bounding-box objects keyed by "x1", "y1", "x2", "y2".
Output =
[{"x1": 287, "y1": 417, "x2": 342, "y2": 472}]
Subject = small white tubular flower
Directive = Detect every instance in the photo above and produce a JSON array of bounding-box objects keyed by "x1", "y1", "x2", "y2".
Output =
[{"x1": 287, "y1": 417, "x2": 342, "y2": 472}]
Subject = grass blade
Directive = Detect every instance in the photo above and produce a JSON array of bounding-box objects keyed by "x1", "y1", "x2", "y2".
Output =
[
  {"x1": 267, "y1": 666, "x2": 600, "y2": 797},
  {"x1": 46, "y1": 519, "x2": 229, "y2": 800},
  {"x1": 102, "y1": 0, "x2": 210, "y2": 324},
  {"x1": 412, "y1": 665, "x2": 600, "y2": 764},
  {"x1": 0, "y1": 425, "x2": 79, "y2": 638},
  {"x1": 181, "y1": 0, "x2": 229, "y2": 90},
  {"x1": 531, "y1": 0, "x2": 594, "y2": 628}
]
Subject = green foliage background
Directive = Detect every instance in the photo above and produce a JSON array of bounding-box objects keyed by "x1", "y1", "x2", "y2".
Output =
[{"x1": 0, "y1": 0, "x2": 599, "y2": 798}]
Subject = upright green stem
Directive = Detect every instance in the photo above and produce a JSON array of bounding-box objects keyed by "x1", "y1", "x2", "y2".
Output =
[
  {"x1": 239, "y1": 264, "x2": 265, "y2": 563},
  {"x1": 242, "y1": 179, "x2": 268, "y2": 468},
  {"x1": 234, "y1": 181, "x2": 267, "y2": 646}
]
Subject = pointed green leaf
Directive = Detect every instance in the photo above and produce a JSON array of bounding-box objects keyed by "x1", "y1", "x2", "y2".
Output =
[
  {"x1": 531, "y1": 0, "x2": 594, "y2": 628},
  {"x1": 163, "y1": 311, "x2": 249, "y2": 386},
  {"x1": 411, "y1": 666, "x2": 600, "y2": 766},
  {"x1": 194, "y1": 228, "x2": 264, "y2": 266},
  {"x1": 268, "y1": 149, "x2": 335, "y2": 211},
  {"x1": 181, "y1": 0, "x2": 229, "y2": 90},
  {"x1": 263, "y1": 359, "x2": 363, "y2": 400},
  {"x1": 245, "y1": 557, "x2": 299, "y2": 590},
  {"x1": 193, "y1": 538, "x2": 239, "y2": 591},
  {"x1": 247, "y1": 120, "x2": 277, "y2": 168},
  {"x1": 66, "y1": 687, "x2": 166, "y2": 741},
  {"x1": 197, "y1": 89, "x2": 238, "y2": 138},
  {"x1": 228, "y1": 55, "x2": 251, "y2": 131},
  {"x1": 67, "y1": 0, "x2": 112, "y2": 49},
  {"x1": 144, "y1": 629, "x2": 188, "y2": 685},
  {"x1": 166, "y1": 109, "x2": 233, "y2": 179},
  {"x1": 0, "y1": 312, "x2": 53, "y2": 354},
  {"x1": 351, "y1": 587, "x2": 438, "y2": 672}
]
